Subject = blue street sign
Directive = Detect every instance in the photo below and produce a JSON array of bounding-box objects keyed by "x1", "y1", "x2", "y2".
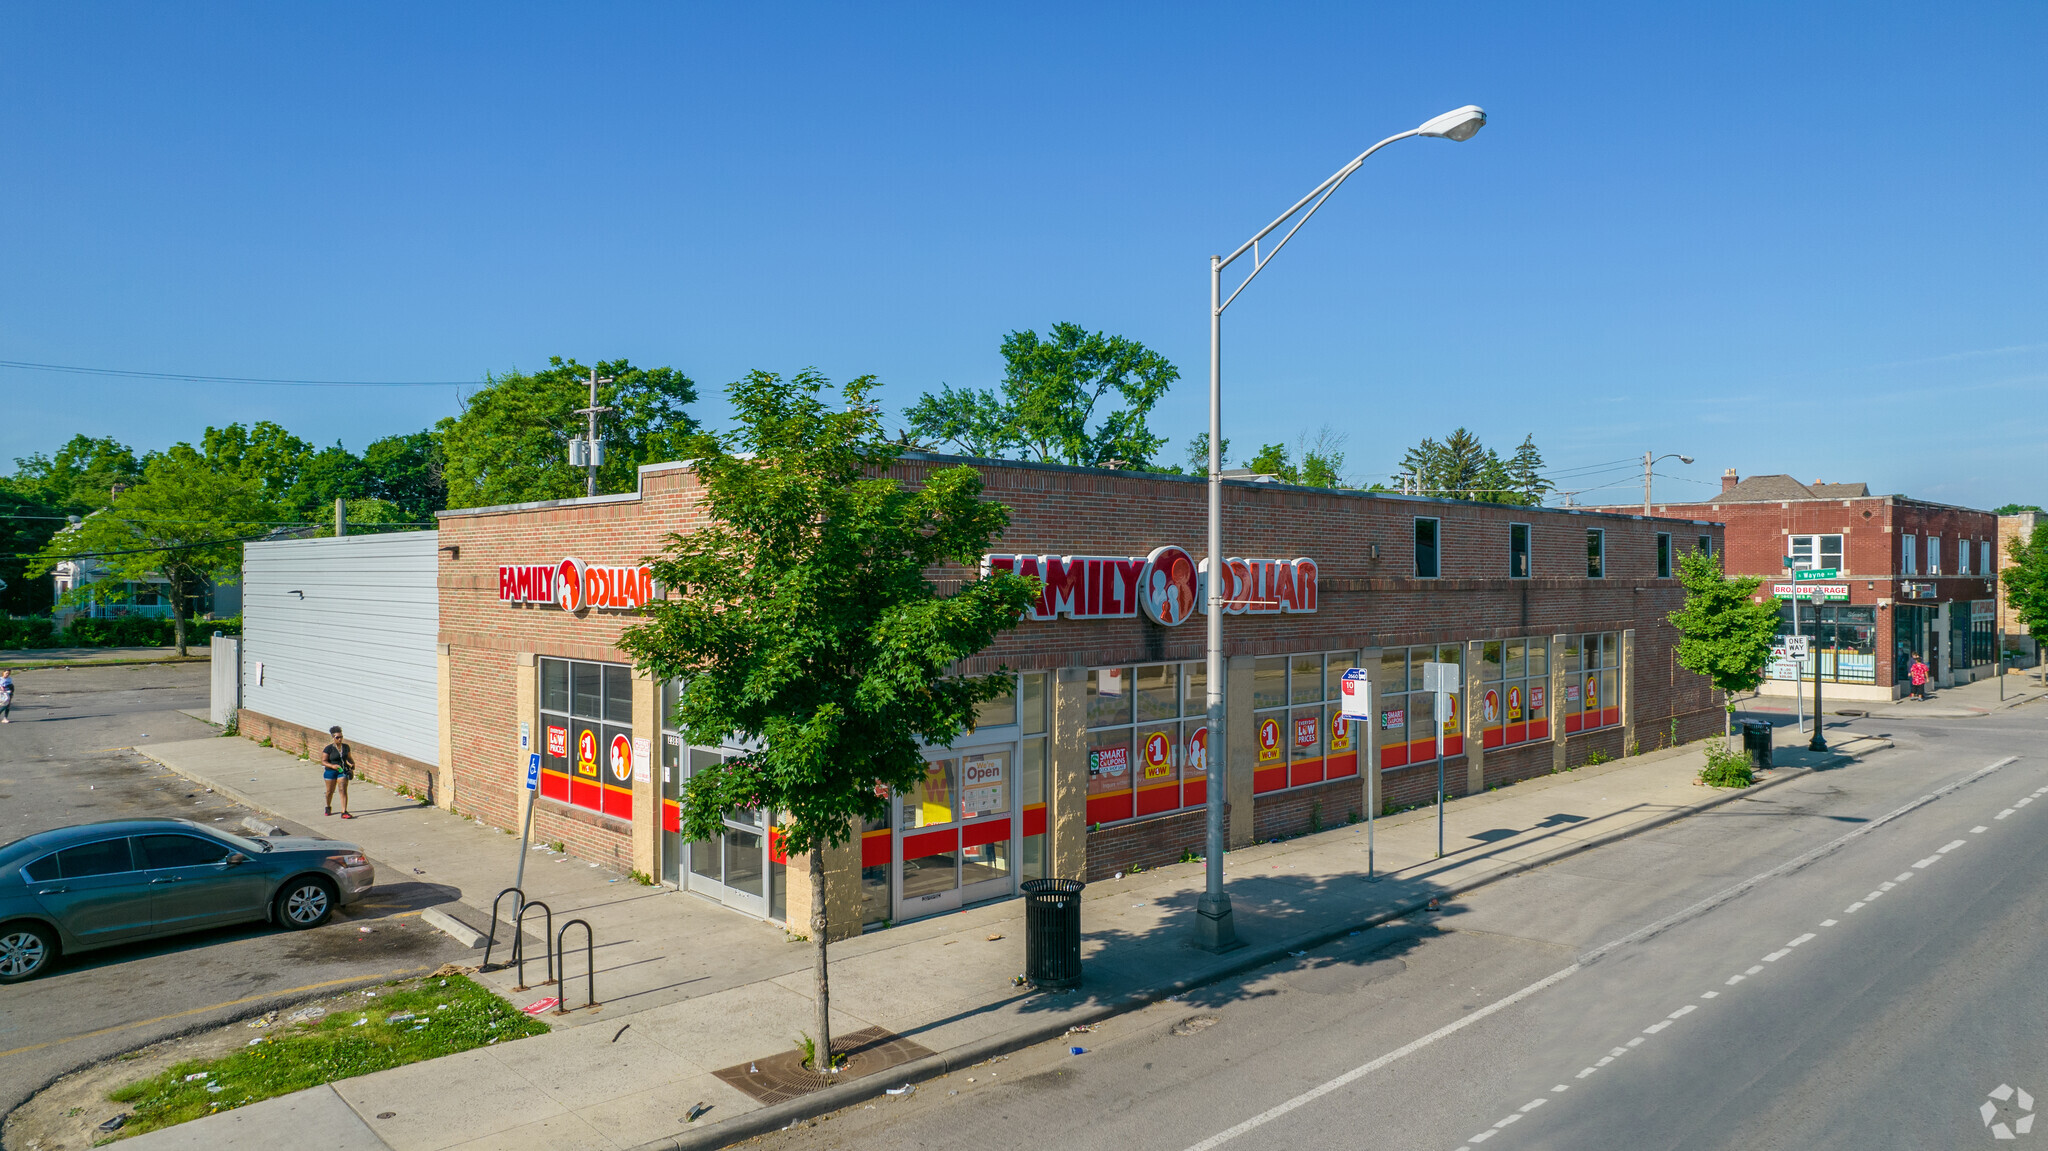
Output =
[{"x1": 526, "y1": 753, "x2": 541, "y2": 791}]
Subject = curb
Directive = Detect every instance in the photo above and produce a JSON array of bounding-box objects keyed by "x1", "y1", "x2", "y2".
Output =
[
  {"x1": 630, "y1": 750, "x2": 1866, "y2": 1151},
  {"x1": 0, "y1": 655, "x2": 211, "y2": 670}
]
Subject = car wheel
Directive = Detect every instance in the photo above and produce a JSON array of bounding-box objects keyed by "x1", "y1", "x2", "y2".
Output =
[
  {"x1": 0, "y1": 921, "x2": 58, "y2": 984},
  {"x1": 276, "y1": 877, "x2": 337, "y2": 930}
]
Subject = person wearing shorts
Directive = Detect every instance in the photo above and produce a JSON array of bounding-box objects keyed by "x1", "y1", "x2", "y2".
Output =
[
  {"x1": 0, "y1": 670, "x2": 13, "y2": 722},
  {"x1": 321, "y1": 725, "x2": 356, "y2": 818}
]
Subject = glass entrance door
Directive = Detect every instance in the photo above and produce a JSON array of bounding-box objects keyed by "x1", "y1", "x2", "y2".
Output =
[
  {"x1": 660, "y1": 733, "x2": 682, "y2": 886},
  {"x1": 683, "y1": 747, "x2": 772, "y2": 917},
  {"x1": 894, "y1": 749, "x2": 1016, "y2": 921}
]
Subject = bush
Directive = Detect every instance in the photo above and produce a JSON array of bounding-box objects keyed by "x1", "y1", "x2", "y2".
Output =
[
  {"x1": 1699, "y1": 743, "x2": 1756, "y2": 789},
  {"x1": 0, "y1": 615, "x2": 237, "y2": 650},
  {"x1": 0, "y1": 617, "x2": 59, "y2": 650}
]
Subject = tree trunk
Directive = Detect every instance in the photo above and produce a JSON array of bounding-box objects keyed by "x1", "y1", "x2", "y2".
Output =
[
  {"x1": 810, "y1": 843, "x2": 831, "y2": 1071},
  {"x1": 169, "y1": 577, "x2": 189, "y2": 657}
]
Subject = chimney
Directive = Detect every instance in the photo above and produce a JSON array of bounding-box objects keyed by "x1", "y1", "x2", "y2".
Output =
[{"x1": 1721, "y1": 469, "x2": 1738, "y2": 494}]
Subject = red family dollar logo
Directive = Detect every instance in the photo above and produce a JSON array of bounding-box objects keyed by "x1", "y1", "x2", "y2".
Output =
[
  {"x1": 983, "y1": 546, "x2": 1315, "y2": 625},
  {"x1": 498, "y1": 558, "x2": 657, "y2": 613}
]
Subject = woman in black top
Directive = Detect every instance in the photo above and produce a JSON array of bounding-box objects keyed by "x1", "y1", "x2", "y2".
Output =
[{"x1": 321, "y1": 724, "x2": 356, "y2": 818}]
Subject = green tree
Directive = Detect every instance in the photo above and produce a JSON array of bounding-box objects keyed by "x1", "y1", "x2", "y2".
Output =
[
  {"x1": 2003, "y1": 523, "x2": 2048, "y2": 643},
  {"x1": 618, "y1": 369, "x2": 1037, "y2": 1069},
  {"x1": 360, "y1": 430, "x2": 447, "y2": 520},
  {"x1": 1398, "y1": 428, "x2": 1540, "y2": 504},
  {"x1": 1995, "y1": 503, "x2": 2043, "y2": 516},
  {"x1": 1506, "y1": 435, "x2": 1553, "y2": 504},
  {"x1": 29, "y1": 454, "x2": 276, "y2": 654},
  {"x1": 196, "y1": 421, "x2": 317, "y2": 506},
  {"x1": 5, "y1": 434, "x2": 142, "y2": 511},
  {"x1": 1666, "y1": 549, "x2": 1781, "y2": 748},
  {"x1": 902, "y1": 383, "x2": 1019, "y2": 458},
  {"x1": 1185, "y1": 432, "x2": 1230, "y2": 473},
  {"x1": 439, "y1": 357, "x2": 706, "y2": 509}
]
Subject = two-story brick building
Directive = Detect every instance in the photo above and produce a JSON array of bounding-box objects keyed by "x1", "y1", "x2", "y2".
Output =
[
  {"x1": 1607, "y1": 471, "x2": 2000, "y2": 700},
  {"x1": 421, "y1": 453, "x2": 1722, "y2": 939}
]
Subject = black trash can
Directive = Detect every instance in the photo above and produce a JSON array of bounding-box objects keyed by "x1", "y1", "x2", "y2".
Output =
[
  {"x1": 1741, "y1": 719, "x2": 1774, "y2": 770},
  {"x1": 1020, "y1": 877, "x2": 1086, "y2": 989}
]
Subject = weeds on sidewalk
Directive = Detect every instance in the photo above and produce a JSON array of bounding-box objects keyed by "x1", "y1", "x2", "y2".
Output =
[
  {"x1": 103, "y1": 975, "x2": 546, "y2": 1137},
  {"x1": 1698, "y1": 743, "x2": 1756, "y2": 789}
]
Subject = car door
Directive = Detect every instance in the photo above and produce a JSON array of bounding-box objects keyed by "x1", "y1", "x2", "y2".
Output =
[
  {"x1": 136, "y1": 833, "x2": 273, "y2": 933},
  {"x1": 23, "y1": 838, "x2": 154, "y2": 945}
]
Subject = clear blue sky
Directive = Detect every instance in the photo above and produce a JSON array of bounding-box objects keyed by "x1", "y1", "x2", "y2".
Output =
[{"x1": 4, "y1": 3, "x2": 2043, "y2": 509}]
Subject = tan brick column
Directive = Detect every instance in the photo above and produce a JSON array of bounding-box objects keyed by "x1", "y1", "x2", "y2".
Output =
[
  {"x1": 1620, "y1": 629, "x2": 1637, "y2": 756},
  {"x1": 1050, "y1": 667, "x2": 1089, "y2": 881},
  {"x1": 1465, "y1": 639, "x2": 1486, "y2": 796},
  {"x1": 631, "y1": 671, "x2": 658, "y2": 881},
  {"x1": 1226, "y1": 654, "x2": 1256, "y2": 849},
  {"x1": 1550, "y1": 635, "x2": 1569, "y2": 773},
  {"x1": 514, "y1": 652, "x2": 537, "y2": 830},
  {"x1": 435, "y1": 643, "x2": 455, "y2": 810},
  {"x1": 785, "y1": 832, "x2": 862, "y2": 942}
]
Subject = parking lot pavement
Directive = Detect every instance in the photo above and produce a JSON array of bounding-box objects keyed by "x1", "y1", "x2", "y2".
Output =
[{"x1": 0, "y1": 663, "x2": 470, "y2": 1120}]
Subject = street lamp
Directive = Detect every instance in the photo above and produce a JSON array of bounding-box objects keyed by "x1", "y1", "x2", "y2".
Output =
[
  {"x1": 1197, "y1": 104, "x2": 1486, "y2": 952},
  {"x1": 1642, "y1": 451, "x2": 1694, "y2": 515}
]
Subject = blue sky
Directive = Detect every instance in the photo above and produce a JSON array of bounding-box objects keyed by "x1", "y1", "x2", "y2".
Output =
[{"x1": 3, "y1": 3, "x2": 2043, "y2": 509}]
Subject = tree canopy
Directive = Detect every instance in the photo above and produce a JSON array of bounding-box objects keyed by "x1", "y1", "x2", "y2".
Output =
[
  {"x1": 1397, "y1": 429, "x2": 1550, "y2": 505},
  {"x1": 619, "y1": 368, "x2": 1036, "y2": 1068},
  {"x1": 2003, "y1": 522, "x2": 2048, "y2": 639},
  {"x1": 439, "y1": 357, "x2": 707, "y2": 508},
  {"x1": 1666, "y1": 549, "x2": 1781, "y2": 744},
  {"x1": 904, "y1": 323, "x2": 1179, "y2": 469}
]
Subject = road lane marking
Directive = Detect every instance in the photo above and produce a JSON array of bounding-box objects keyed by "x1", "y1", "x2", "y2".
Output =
[
  {"x1": 1701, "y1": 991, "x2": 1720, "y2": 999},
  {"x1": 1938, "y1": 839, "x2": 1967, "y2": 852},
  {"x1": 1763, "y1": 950, "x2": 1790, "y2": 961},
  {"x1": 1972, "y1": 826, "x2": 1989, "y2": 833},
  {"x1": 1182, "y1": 756, "x2": 2019, "y2": 1151},
  {"x1": 1519, "y1": 1098, "x2": 1548, "y2": 1112},
  {"x1": 1912, "y1": 856, "x2": 1941, "y2": 868},
  {"x1": 1551, "y1": 1085, "x2": 1568, "y2": 1093},
  {"x1": 1494, "y1": 1113, "x2": 1523, "y2": 1128},
  {"x1": 1820, "y1": 919, "x2": 1838, "y2": 926},
  {"x1": 1644, "y1": 1021, "x2": 1672, "y2": 1033},
  {"x1": 1746, "y1": 965, "x2": 1764, "y2": 974},
  {"x1": 1669, "y1": 1004, "x2": 1697, "y2": 1018},
  {"x1": 1576, "y1": 1067, "x2": 1597, "y2": 1078},
  {"x1": 2017, "y1": 797, "x2": 2033, "y2": 807},
  {"x1": 1176, "y1": 963, "x2": 1581, "y2": 1151},
  {"x1": 1846, "y1": 902, "x2": 1865, "y2": 912},
  {"x1": 1786, "y1": 933, "x2": 1815, "y2": 948},
  {"x1": 1997, "y1": 809, "x2": 2015, "y2": 819},
  {"x1": 0, "y1": 965, "x2": 435, "y2": 1060},
  {"x1": 1894, "y1": 872, "x2": 1915, "y2": 882}
]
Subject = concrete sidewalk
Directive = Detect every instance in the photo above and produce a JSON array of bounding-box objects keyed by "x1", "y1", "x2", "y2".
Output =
[
  {"x1": 1744, "y1": 667, "x2": 2048, "y2": 721},
  {"x1": 124, "y1": 721, "x2": 1891, "y2": 1151},
  {"x1": 0, "y1": 643, "x2": 213, "y2": 667}
]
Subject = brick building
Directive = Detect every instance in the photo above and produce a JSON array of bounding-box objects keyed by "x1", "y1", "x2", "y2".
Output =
[
  {"x1": 1603, "y1": 471, "x2": 2000, "y2": 701},
  {"x1": 428, "y1": 454, "x2": 1723, "y2": 940},
  {"x1": 1998, "y1": 510, "x2": 2041, "y2": 666}
]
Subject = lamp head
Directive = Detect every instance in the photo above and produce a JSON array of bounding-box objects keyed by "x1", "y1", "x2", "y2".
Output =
[
  {"x1": 1416, "y1": 105, "x2": 1486, "y2": 141},
  {"x1": 1679, "y1": 455, "x2": 1694, "y2": 465}
]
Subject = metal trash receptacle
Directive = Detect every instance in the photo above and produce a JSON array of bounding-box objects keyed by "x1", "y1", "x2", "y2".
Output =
[
  {"x1": 1742, "y1": 719, "x2": 1774, "y2": 770},
  {"x1": 1020, "y1": 878, "x2": 1086, "y2": 989}
]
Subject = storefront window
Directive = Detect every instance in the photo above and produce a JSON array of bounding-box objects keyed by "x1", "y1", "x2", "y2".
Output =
[
  {"x1": 1018, "y1": 671, "x2": 1049, "y2": 880},
  {"x1": 1086, "y1": 668, "x2": 1133, "y2": 729},
  {"x1": 1774, "y1": 604, "x2": 1878, "y2": 684},
  {"x1": 1249, "y1": 650, "x2": 1361, "y2": 795},
  {"x1": 1083, "y1": 657, "x2": 1252, "y2": 827},
  {"x1": 1376, "y1": 644, "x2": 1464, "y2": 769},
  {"x1": 538, "y1": 657, "x2": 635, "y2": 821}
]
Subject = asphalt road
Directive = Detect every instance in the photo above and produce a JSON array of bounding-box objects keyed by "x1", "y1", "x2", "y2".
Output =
[
  {"x1": 0, "y1": 663, "x2": 467, "y2": 1125},
  {"x1": 758, "y1": 704, "x2": 2047, "y2": 1151}
]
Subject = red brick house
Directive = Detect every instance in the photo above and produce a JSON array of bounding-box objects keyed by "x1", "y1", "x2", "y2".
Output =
[{"x1": 1601, "y1": 471, "x2": 2000, "y2": 700}]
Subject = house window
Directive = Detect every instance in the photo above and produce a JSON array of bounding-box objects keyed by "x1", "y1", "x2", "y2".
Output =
[
  {"x1": 1696, "y1": 535, "x2": 1713, "y2": 556},
  {"x1": 1902, "y1": 535, "x2": 1918, "y2": 575},
  {"x1": 1656, "y1": 533, "x2": 1672, "y2": 578},
  {"x1": 1927, "y1": 536, "x2": 1942, "y2": 576},
  {"x1": 1958, "y1": 540, "x2": 1972, "y2": 575},
  {"x1": 1982, "y1": 540, "x2": 1994, "y2": 576},
  {"x1": 1586, "y1": 529, "x2": 1605, "y2": 578},
  {"x1": 1415, "y1": 518, "x2": 1440, "y2": 579},
  {"x1": 1509, "y1": 523, "x2": 1530, "y2": 579},
  {"x1": 1789, "y1": 534, "x2": 1843, "y2": 572}
]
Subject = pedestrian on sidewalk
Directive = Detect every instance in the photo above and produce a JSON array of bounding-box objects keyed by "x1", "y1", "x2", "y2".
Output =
[
  {"x1": 321, "y1": 725, "x2": 356, "y2": 818},
  {"x1": 1908, "y1": 655, "x2": 1930, "y2": 701},
  {"x1": 0, "y1": 670, "x2": 13, "y2": 722}
]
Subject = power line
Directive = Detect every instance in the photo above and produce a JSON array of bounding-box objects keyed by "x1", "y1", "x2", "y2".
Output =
[{"x1": 0, "y1": 359, "x2": 472, "y2": 388}]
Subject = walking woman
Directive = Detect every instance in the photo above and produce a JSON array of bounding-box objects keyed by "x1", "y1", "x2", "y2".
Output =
[
  {"x1": 321, "y1": 725, "x2": 356, "y2": 818},
  {"x1": 1908, "y1": 654, "x2": 1930, "y2": 701}
]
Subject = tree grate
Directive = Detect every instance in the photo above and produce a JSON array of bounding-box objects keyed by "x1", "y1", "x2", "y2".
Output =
[{"x1": 712, "y1": 1026, "x2": 935, "y2": 1105}]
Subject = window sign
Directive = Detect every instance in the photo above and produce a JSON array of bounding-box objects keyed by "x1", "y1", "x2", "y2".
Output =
[
  {"x1": 538, "y1": 657, "x2": 635, "y2": 820},
  {"x1": 1257, "y1": 716, "x2": 1283, "y2": 762}
]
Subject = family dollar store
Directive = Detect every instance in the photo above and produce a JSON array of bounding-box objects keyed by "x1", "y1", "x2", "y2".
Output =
[{"x1": 422, "y1": 453, "x2": 1725, "y2": 941}]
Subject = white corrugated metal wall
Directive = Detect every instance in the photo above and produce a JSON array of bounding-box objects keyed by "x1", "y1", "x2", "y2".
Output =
[{"x1": 240, "y1": 532, "x2": 439, "y2": 764}]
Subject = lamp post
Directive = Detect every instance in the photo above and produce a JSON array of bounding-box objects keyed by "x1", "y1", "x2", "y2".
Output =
[
  {"x1": 1642, "y1": 452, "x2": 1693, "y2": 515},
  {"x1": 1197, "y1": 104, "x2": 1486, "y2": 952}
]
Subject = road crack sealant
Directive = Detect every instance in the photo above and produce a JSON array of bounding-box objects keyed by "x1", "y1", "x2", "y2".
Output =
[{"x1": 1169, "y1": 754, "x2": 2023, "y2": 1151}]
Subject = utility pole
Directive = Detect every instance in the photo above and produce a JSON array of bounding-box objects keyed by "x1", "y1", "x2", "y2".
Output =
[
  {"x1": 571, "y1": 368, "x2": 617, "y2": 498},
  {"x1": 334, "y1": 498, "x2": 347, "y2": 537}
]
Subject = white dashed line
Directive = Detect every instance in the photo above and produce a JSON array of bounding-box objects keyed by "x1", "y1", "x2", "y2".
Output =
[
  {"x1": 1786, "y1": 933, "x2": 1816, "y2": 948},
  {"x1": 1725, "y1": 974, "x2": 1745, "y2": 985},
  {"x1": 1972, "y1": 826, "x2": 1989, "y2": 833},
  {"x1": 1845, "y1": 902, "x2": 1865, "y2": 913},
  {"x1": 1894, "y1": 872, "x2": 1915, "y2": 883},
  {"x1": 1912, "y1": 856, "x2": 1941, "y2": 868},
  {"x1": 1626, "y1": 1037, "x2": 1645, "y2": 1048},
  {"x1": 1469, "y1": 1130, "x2": 1495, "y2": 1143},
  {"x1": 1820, "y1": 919, "x2": 1838, "y2": 927},
  {"x1": 1645, "y1": 1020, "x2": 1672, "y2": 1034},
  {"x1": 2017, "y1": 797, "x2": 2033, "y2": 807},
  {"x1": 1746, "y1": 965, "x2": 1764, "y2": 975},
  {"x1": 1576, "y1": 1067, "x2": 1597, "y2": 1079},
  {"x1": 1997, "y1": 809, "x2": 2015, "y2": 819},
  {"x1": 1879, "y1": 881, "x2": 1896, "y2": 891},
  {"x1": 1669, "y1": 1004, "x2": 1698, "y2": 1018},
  {"x1": 1494, "y1": 1111, "x2": 1524, "y2": 1127},
  {"x1": 1519, "y1": 1098, "x2": 1548, "y2": 1112},
  {"x1": 1763, "y1": 949, "x2": 1791, "y2": 962},
  {"x1": 1551, "y1": 1085, "x2": 1569, "y2": 1093},
  {"x1": 1701, "y1": 991, "x2": 1720, "y2": 999}
]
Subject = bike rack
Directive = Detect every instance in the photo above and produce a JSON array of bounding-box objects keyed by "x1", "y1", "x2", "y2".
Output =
[
  {"x1": 479, "y1": 887, "x2": 525, "y2": 972},
  {"x1": 510, "y1": 900, "x2": 555, "y2": 991},
  {"x1": 553, "y1": 919, "x2": 598, "y2": 1014}
]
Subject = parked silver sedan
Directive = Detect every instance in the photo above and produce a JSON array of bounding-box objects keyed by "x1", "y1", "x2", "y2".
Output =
[{"x1": 0, "y1": 818, "x2": 375, "y2": 983}]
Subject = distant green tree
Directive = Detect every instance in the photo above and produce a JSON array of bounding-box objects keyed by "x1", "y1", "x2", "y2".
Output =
[
  {"x1": 5, "y1": 435, "x2": 142, "y2": 511},
  {"x1": 903, "y1": 384, "x2": 1018, "y2": 458},
  {"x1": 1398, "y1": 428, "x2": 1539, "y2": 504},
  {"x1": 1995, "y1": 503, "x2": 2043, "y2": 516},
  {"x1": 195, "y1": 422, "x2": 318, "y2": 507},
  {"x1": 1667, "y1": 549, "x2": 1781, "y2": 748},
  {"x1": 360, "y1": 430, "x2": 447, "y2": 519},
  {"x1": 619, "y1": 369, "x2": 1036, "y2": 1075},
  {"x1": 1185, "y1": 432, "x2": 1230, "y2": 473},
  {"x1": 439, "y1": 357, "x2": 708, "y2": 509},
  {"x1": 29, "y1": 454, "x2": 275, "y2": 654},
  {"x1": 1505, "y1": 435, "x2": 1553, "y2": 504},
  {"x1": 2003, "y1": 523, "x2": 2048, "y2": 644}
]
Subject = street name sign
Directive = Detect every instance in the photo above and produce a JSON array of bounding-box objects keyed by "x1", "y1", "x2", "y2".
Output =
[{"x1": 1793, "y1": 568, "x2": 1839, "y2": 581}]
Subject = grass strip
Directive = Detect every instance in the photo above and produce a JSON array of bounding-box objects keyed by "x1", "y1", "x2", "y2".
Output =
[{"x1": 104, "y1": 974, "x2": 548, "y2": 1138}]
